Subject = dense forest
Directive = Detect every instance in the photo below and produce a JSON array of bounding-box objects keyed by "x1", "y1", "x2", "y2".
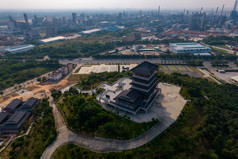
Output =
[
  {"x1": 52, "y1": 72, "x2": 238, "y2": 159},
  {"x1": 5, "y1": 98, "x2": 57, "y2": 159},
  {"x1": 0, "y1": 60, "x2": 60, "y2": 90},
  {"x1": 203, "y1": 36, "x2": 238, "y2": 46}
]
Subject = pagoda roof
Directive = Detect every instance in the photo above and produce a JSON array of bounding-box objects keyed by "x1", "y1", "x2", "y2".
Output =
[
  {"x1": 131, "y1": 61, "x2": 158, "y2": 76},
  {"x1": 114, "y1": 89, "x2": 142, "y2": 103}
]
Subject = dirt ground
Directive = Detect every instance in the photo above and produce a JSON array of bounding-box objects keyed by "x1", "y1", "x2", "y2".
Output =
[{"x1": 0, "y1": 79, "x2": 71, "y2": 109}]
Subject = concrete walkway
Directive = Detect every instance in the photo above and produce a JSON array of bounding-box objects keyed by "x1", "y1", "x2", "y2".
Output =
[{"x1": 41, "y1": 83, "x2": 186, "y2": 159}]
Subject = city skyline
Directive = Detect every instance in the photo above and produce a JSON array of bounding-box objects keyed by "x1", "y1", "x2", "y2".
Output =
[{"x1": 0, "y1": 0, "x2": 237, "y2": 10}]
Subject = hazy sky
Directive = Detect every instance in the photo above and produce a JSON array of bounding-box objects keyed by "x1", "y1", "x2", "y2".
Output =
[{"x1": 0, "y1": 0, "x2": 236, "y2": 10}]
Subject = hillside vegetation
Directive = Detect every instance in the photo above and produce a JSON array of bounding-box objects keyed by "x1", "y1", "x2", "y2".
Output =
[
  {"x1": 1, "y1": 98, "x2": 57, "y2": 159},
  {"x1": 0, "y1": 60, "x2": 60, "y2": 90},
  {"x1": 52, "y1": 72, "x2": 238, "y2": 159}
]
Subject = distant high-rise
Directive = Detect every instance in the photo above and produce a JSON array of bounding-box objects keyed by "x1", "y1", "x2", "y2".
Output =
[
  {"x1": 231, "y1": 0, "x2": 238, "y2": 20},
  {"x1": 72, "y1": 13, "x2": 77, "y2": 24},
  {"x1": 45, "y1": 26, "x2": 57, "y2": 37},
  {"x1": 200, "y1": 13, "x2": 206, "y2": 31},
  {"x1": 8, "y1": 16, "x2": 18, "y2": 30},
  {"x1": 158, "y1": 5, "x2": 160, "y2": 16},
  {"x1": 23, "y1": 13, "x2": 30, "y2": 28}
]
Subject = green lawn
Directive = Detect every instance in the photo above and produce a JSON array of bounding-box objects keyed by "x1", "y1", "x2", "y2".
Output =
[
  {"x1": 212, "y1": 47, "x2": 229, "y2": 53},
  {"x1": 217, "y1": 45, "x2": 230, "y2": 50}
]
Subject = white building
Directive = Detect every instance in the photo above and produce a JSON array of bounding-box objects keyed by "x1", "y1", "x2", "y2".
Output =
[
  {"x1": 170, "y1": 42, "x2": 211, "y2": 55},
  {"x1": 48, "y1": 71, "x2": 63, "y2": 82},
  {"x1": 39, "y1": 36, "x2": 66, "y2": 44},
  {"x1": 3, "y1": 45, "x2": 35, "y2": 53},
  {"x1": 58, "y1": 66, "x2": 69, "y2": 76},
  {"x1": 79, "y1": 29, "x2": 101, "y2": 35}
]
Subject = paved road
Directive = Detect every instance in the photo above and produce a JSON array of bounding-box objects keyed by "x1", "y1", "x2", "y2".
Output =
[
  {"x1": 59, "y1": 58, "x2": 186, "y2": 66},
  {"x1": 211, "y1": 46, "x2": 235, "y2": 55},
  {"x1": 41, "y1": 91, "x2": 178, "y2": 159},
  {"x1": 198, "y1": 69, "x2": 221, "y2": 84}
]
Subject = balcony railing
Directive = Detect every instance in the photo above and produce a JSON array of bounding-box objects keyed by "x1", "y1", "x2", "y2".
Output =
[{"x1": 132, "y1": 72, "x2": 156, "y2": 81}]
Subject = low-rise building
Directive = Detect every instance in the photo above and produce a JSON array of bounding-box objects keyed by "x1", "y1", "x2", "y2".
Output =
[
  {"x1": 2, "y1": 111, "x2": 30, "y2": 134},
  {"x1": 0, "y1": 112, "x2": 10, "y2": 134},
  {"x1": 48, "y1": 71, "x2": 63, "y2": 82},
  {"x1": 67, "y1": 63, "x2": 74, "y2": 72},
  {"x1": 170, "y1": 42, "x2": 211, "y2": 55},
  {"x1": 39, "y1": 36, "x2": 66, "y2": 44},
  {"x1": 3, "y1": 44, "x2": 35, "y2": 53},
  {"x1": 20, "y1": 97, "x2": 40, "y2": 112},
  {"x1": 79, "y1": 29, "x2": 101, "y2": 35},
  {"x1": 58, "y1": 66, "x2": 69, "y2": 76},
  {"x1": 48, "y1": 63, "x2": 76, "y2": 82},
  {"x1": 0, "y1": 97, "x2": 40, "y2": 135},
  {"x1": 3, "y1": 99, "x2": 23, "y2": 114}
]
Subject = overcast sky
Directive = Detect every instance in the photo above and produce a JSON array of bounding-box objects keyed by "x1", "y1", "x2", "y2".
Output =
[{"x1": 0, "y1": 0, "x2": 236, "y2": 10}]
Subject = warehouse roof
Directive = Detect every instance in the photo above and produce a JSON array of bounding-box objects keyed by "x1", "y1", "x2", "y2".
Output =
[
  {"x1": 170, "y1": 42, "x2": 210, "y2": 50},
  {"x1": 3, "y1": 44, "x2": 35, "y2": 53},
  {"x1": 39, "y1": 36, "x2": 66, "y2": 43},
  {"x1": 80, "y1": 29, "x2": 101, "y2": 34}
]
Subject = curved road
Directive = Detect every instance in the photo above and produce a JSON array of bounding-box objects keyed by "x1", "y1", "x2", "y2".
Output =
[{"x1": 41, "y1": 92, "x2": 178, "y2": 159}]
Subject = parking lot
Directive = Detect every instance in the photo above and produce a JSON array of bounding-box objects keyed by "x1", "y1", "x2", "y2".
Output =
[
  {"x1": 76, "y1": 64, "x2": 118, "y2": 74},
  {"x1": 160, "y1": 65, "x2": 202, "y2": 78}
]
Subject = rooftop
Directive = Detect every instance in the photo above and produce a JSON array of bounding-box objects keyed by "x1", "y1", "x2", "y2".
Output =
[
  {"x1": 0, "y1": 112, "x2": 9, "y2": 124},
  {"x1": 4, "y1": 44, "x2": 35, "y2": 52},
  {"x1": 131, "y1": 61, "x2": 158, "y2": 76},
  {"x1": 39, "y1": 36, "x2": 66, "y2": 43},
  {"x1": 81, "y1": 29, "x2": 101, "y2": 34},
  {"x1": 3, "y1": 99, "x2": 22, "y2": 111},
  {"x1": 5, "y1": 111, "x2": 30, "y2": 129},
  {"x1": 170, "y1": 42, "x2": 209, "y2": 50},
  {"x1": 7, "y1": 111, "x2": 27, "y2": 124},
  {"x1": 22, "y1": 97, "x2": 38, "y2": 108},
  {"x1": 114, "y1": 89, "x2": 142, "y2": 103}
]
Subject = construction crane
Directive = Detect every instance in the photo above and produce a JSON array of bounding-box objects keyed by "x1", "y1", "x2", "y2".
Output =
[
  {"x1": 218, "y1": 5, "x2": 225, "y2": 27},
  {"x1": 158, "y1": 5, "x2": 160, "y2": 16},
  {"x1": 211, "y1": 7, "x2": 219, "y2": 26},
  {"x1": 221, "y1": 4, "x2": 225, "y2": 16},
  {"x1": 231, "y1": 0, "x2": 238, "y2": 20},
  {"x1": 233, "y1": 0, "x2": 238, "y2": 11}
]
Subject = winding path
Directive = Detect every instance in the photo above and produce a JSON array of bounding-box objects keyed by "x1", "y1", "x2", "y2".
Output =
[{"x1": 41, "y1": 85, "x2": 185, "y2": 159}]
